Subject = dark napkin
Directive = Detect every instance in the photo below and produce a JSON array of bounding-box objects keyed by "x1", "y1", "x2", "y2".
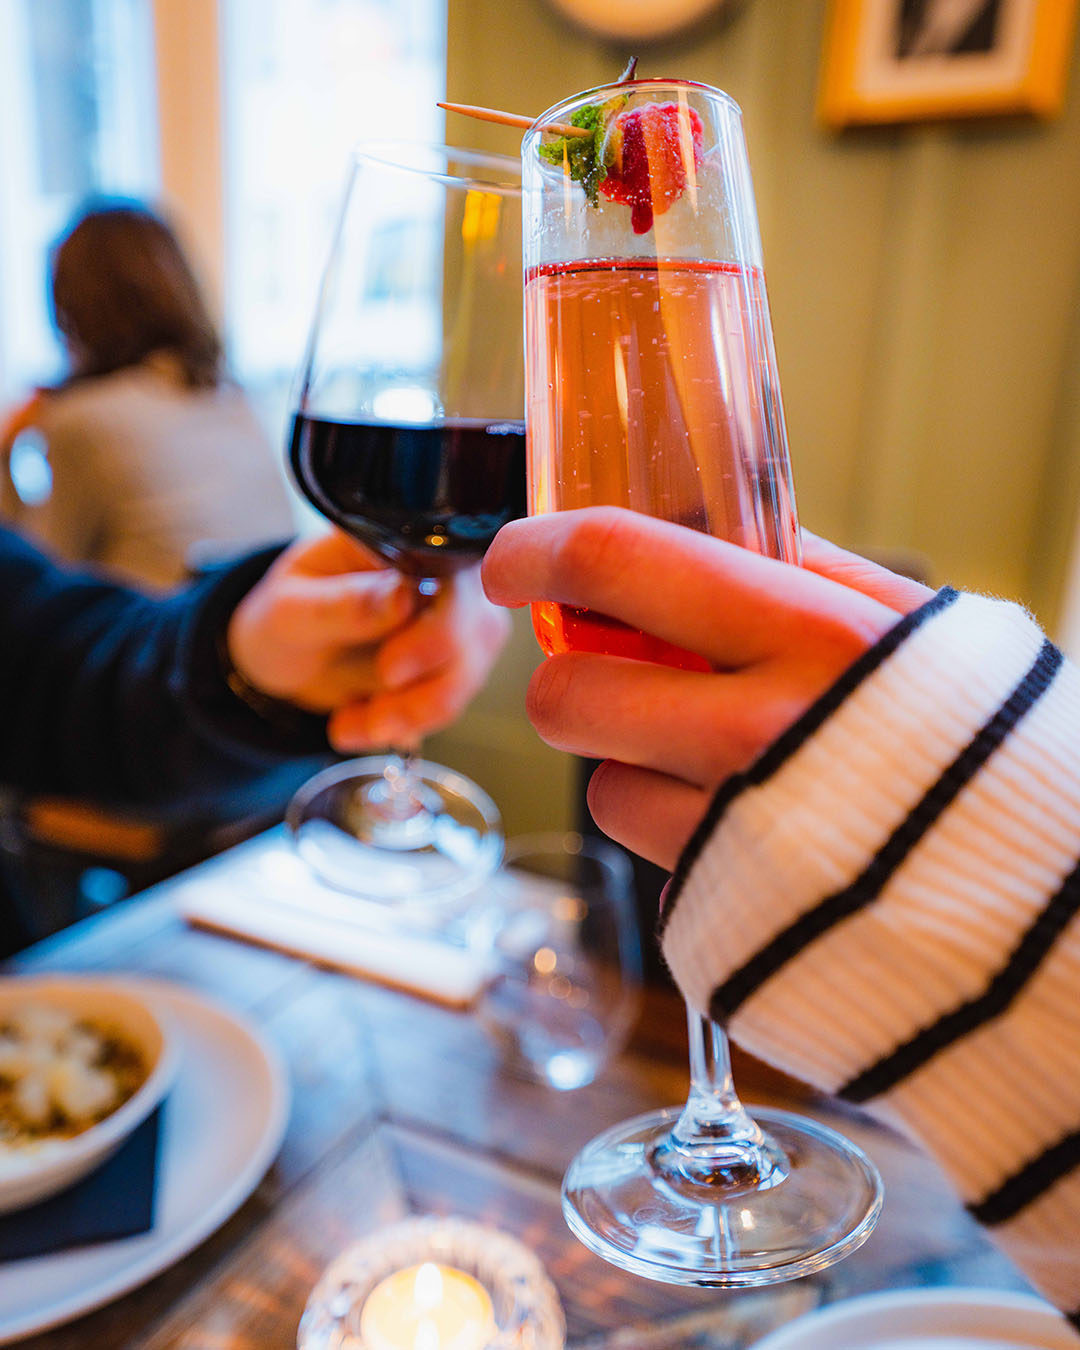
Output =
[{"x1": 0, "y1": 1103, "x2": 163, "y2": 1261}]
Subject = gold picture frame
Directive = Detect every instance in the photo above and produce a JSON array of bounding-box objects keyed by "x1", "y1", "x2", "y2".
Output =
[{"x1": 818, "y1": 0, "x2": 1078, "y2": 127}]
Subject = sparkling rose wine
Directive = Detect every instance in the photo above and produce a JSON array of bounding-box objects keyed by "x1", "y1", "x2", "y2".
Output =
[{"x1": 525, "y1": 257, "x2": 799, "y2": 667}]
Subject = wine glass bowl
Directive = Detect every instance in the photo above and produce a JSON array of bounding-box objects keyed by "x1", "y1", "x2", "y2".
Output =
[
  {"x1": 289, "y1": 416, "x2": 527, "y2": 579},
  {"x1": 285, "y1": 143, "x2": 524, "y2": 903},
  {"x1": 290, "y1": 142, "x2": 526, "y2": 577},
  {"x1": 522, "y1": 80, "x2": 883, "y2": 1284}
]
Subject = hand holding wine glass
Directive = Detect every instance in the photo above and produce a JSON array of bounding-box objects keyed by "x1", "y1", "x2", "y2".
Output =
[{"x1": 227, "y1": 528, "x2": 509, "y2": 750}]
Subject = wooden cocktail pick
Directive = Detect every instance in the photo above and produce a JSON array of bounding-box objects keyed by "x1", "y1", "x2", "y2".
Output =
[
  {"x1": 439, "y1": 61, "x2": 639, "y2": 141},
  {"x1": 437, "y1": 102, "x2": 590, "y2": 138}
]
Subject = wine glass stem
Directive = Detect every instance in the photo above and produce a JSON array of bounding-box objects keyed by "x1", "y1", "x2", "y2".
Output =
[
  {"x1": 652, "y1": 1007, "x2": 787, "y2": 1190},
  {"x1": 372, "y1": 748, "x2": 427, "y2": 823},
  {"x1": 365, "y1": 572, "x2": 442, "y2": 825}
]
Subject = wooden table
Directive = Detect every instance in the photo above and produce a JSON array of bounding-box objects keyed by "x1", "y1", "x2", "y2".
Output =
[{"x1": 4, "y1": 830, "x2": 1030, "y2": 1349}]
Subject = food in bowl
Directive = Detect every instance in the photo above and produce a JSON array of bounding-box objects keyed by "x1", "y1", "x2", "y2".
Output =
[
  {"x1": 0, "y1": 977, "x2": 175, "y2": 1211},
  {"x1": 0, "y1": 1002, "x2": 148, "y2": 1167}
]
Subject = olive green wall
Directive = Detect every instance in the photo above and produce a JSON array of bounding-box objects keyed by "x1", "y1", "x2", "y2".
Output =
[{"x1": 430, "y1": 0, "x2": 1080, "y2": 836}]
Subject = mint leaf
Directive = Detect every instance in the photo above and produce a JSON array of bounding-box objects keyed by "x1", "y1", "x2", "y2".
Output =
[
  {"x1": 536, "y1": 94, "x2": 627, "y2": 207},
  {"x1": 538, "y1": 103, "x2": 604, "y2": 204}
]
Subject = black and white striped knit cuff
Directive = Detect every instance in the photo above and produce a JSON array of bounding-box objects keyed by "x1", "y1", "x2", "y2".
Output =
[{"x1": 659, "y1": 587, "x2": 1080, "y2": 1308}]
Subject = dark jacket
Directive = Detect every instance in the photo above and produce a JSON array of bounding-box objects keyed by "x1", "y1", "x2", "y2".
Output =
[{"x1": 0, "y1": 527, "x2": 330, "y2": 948}]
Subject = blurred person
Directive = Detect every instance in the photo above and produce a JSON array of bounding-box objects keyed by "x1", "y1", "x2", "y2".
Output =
[
  {"x1": 483, "y1": 507, "x2": 1080, "y2": 1319},
  {"x1": 0, "y1": 199, "x2": 294, "y2": 590},
  {"x1": 0, "y1": 523, "x2": 508, "y2": 955}
]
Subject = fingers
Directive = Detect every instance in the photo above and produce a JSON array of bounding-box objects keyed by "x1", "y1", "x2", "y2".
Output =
[
  {"x1": 328, "y1": 567, "x2": 510, "y2": 750},
  {"x1": 800, "y1": 530, "x2": 934, "y2": 614},
  {"x1": 525, "y1": 653, "x2": 820, "y2": 787},
  {"x1": 377, "y1": 566, "x2": 509, "y2": 690},
  {"x1": 327, "y1": 699, "x2": 419, "y2": 752},
  {"x1": 484, "y1": 509, "x2": 898, "y2": 669},
  {"x1": 586, "y1": 760, "x2": 709, "y2": 872},
  {"x1": 287, "y1": 649, "x2": 382, "y2": 711},
  {"x1": 285, "y1": 528, "x2": 385, "y2": 577},
  {"x1": 287, "y1": 568, "x2": 416, "y2": 644},
  {"x1": 327, "y1": 659, "x2": 484, "y2": 751},
  {"x1": 266, "y1": 530, "x2": 416, "y2": 643}
]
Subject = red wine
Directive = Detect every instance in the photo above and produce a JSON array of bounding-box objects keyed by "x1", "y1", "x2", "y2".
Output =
[{"x1": 289, "y1": 414, "x2": 527, "y2": 575}]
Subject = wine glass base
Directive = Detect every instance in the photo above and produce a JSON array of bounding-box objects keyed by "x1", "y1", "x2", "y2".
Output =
[
  {"x1": 355, "y1": 774, "x2": 445, "y2": 850},
  {"x1": 562, "y1": 1106, "x2": 883, "y2": 1287},
  {"x1": 287, "y1": 756, "x2": 503, "y2": 904}
]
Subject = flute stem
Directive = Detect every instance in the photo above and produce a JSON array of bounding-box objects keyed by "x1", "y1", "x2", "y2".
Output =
[{"x1": 651, "y1": 1007, "x2": 787, "y2": 1191}]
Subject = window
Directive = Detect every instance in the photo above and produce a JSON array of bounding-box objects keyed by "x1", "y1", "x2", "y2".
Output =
[
  {"x1": 0, "y1": 0, "x2": 447, "y2": 502},
  {"x1": 221, "y1": 0, "x2": 447, "y2": 444},
  {"x1": 0, "y1": 0, "x2": 158, "y2": 400}
]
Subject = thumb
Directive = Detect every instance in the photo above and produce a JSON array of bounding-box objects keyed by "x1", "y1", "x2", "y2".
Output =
[{"x1": 289, "y1": 568, "x2": 416, "y2": 643}]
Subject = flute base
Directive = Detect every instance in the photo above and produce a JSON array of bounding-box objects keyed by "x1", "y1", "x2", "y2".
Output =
[
  {"x1": 562, "y1": 1105, "x2": 882, "y2": 1287},
  {"x1": 287, "y1": 755, "x2": 503, "y2": 904}
]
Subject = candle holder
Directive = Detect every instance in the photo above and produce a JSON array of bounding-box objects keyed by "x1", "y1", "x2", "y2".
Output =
[{"x1": 297, "y1": 1216, "x2": 566, "y2": 1350}]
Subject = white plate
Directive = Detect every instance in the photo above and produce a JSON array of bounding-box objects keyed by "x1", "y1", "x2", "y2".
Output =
[
  {"x1": 751, "y1": 1288, "x2": 1080, "y2": 1350},
  {"x1": 0, "y1": 980, "x2": 290, "y2": 1344}
]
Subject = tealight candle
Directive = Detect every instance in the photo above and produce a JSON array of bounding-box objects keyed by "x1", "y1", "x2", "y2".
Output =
[{"x1": 358, "y1": 1260, "x2": 498, "y2": 1350}]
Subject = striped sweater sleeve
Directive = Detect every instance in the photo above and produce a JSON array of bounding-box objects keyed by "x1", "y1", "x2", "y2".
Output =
[{"x1": 659, "y1": 587, "x2": 1080, "y2": 1316}]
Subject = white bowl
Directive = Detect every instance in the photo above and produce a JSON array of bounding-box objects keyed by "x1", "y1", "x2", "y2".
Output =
[
  {"x1": 0, "y1": 975, "x2": 177, "y2": 1213},
  {"x1": 750, "y1": 1288, "x2": 1080, "y2": 1350}
]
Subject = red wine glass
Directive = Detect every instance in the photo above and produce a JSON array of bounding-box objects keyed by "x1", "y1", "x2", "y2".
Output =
[{"x1": 286, "y1": 143, "x2": 524, "y2": 905}]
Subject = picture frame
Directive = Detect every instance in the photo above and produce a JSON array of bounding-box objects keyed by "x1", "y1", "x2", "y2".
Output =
[{"x1": 818, "y1": 0, "x2": 1079, "y2": 127}]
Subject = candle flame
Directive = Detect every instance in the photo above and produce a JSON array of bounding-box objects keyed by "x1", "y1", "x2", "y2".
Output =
[{"x1": 414, "y1": 1262, "x2": 443, "y2": 1311}]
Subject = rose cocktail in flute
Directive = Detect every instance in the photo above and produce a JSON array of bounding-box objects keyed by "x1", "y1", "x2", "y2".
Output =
[
  {"x1": 521, "y1": 78, "x2": 883, "y2": 1285},
  {"x1": 524, "y1": 79, "x2": 799, "y2": 669}
]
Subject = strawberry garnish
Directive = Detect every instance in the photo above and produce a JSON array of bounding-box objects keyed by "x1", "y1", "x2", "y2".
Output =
[
  {"x1": 537, "y1": 66, "x2": 703, "y2": 234},
  {"x1": 599, "y1": 102, "x2": 703, "y2": 235}
]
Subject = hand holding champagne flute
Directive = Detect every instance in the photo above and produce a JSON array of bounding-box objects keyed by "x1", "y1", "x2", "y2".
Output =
[{"x1": 515, "y1": 76, "x2": 883, "y2": 1284}]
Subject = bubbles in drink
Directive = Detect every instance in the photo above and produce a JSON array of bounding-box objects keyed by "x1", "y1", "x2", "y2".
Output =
[{"x1": 525, "y1": 257, "x2": 799, "y2": 660}]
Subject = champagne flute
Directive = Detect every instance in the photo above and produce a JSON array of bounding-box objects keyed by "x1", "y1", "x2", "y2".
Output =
[
  {"x1": 522, "y1": 80, "x2": 883, "y2": 1284},
  {"x1": 286, "y1": 143, "x2": 524, "y2": 904}
]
